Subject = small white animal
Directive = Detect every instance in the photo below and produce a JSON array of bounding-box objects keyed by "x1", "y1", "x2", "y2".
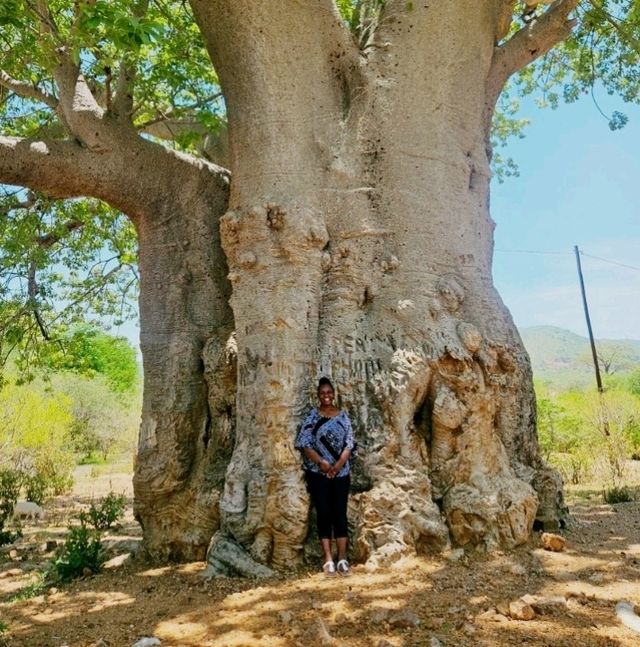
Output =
[
  {"x1": 12, "y1": 500, "x2": 45, "y2": 521},
  {"x1": 616, "y1": 600, "x2": 640, "y2": 633}
]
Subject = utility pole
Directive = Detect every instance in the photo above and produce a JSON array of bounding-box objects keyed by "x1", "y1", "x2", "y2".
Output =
[{"x1": 574, "y1": 245, "x2": 604, "y2": 393}]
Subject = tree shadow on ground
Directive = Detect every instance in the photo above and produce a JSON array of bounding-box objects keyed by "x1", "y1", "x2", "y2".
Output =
[{"x1": 1, "y1": 501, "x2": 639, "y2": 646}]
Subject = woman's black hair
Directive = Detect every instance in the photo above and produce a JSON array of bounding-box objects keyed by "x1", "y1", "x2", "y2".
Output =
[{"x1": 318, "y1": 376, "x2": 334, "y2": 391}]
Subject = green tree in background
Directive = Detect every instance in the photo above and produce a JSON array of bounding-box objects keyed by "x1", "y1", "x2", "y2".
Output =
[{"x1": 47, "y1": 326, "x2": 138, "y2": 393}]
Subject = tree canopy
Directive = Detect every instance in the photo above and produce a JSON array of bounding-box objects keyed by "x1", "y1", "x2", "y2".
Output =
[{"x1": 0, "y1": 1, "x2": 638, "y2": 380}]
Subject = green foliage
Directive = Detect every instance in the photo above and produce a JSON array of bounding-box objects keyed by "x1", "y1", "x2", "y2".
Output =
[
  {"x1": 536, "y1": 379, "x2": 640, "y2": 487},
  {"x1": 0, "y1": 382, "x2": 75, "y2": 496},
  {"x1": 52, "y1": 491, "x2": 126, "y2": 581},
  {"x1": 0, "y1": 468, "x2": 21, "y2": 529},
  {"x1": 629, "y1": 367, "x2": 640, "y2": 396},
  {"x1": 80, "y1": 492, "x2": 127, "y2": 531},
  {"x1": 6, "y1": 571, "x2": 47, "y2": 602},
  {"x1": 22, "y1": 473, "x2": 48, "y2": 506},
  {"x1": 56, "y1": 373, "x2": 140, "y2": 461},
  {"x1": 603, "y1": 485, "x2": 634, "y2": 504},
  {"x1": 0, "y1": 195, "x2": 138, "y2": 382},
  {"x1": 47, "y1": 327, "x2": 138, "y2": 393},
  {"x1": 53, "y1": 521, "x2": 104, "y2": 581},
  {"x1": 515, "y1": 0, "x2": 640, "y2": 129}
]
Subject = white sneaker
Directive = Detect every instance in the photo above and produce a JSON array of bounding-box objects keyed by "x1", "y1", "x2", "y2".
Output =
[
  {"x1": 336, "y1": 559, "x2": 351, "y2": 576},
  {"x1": 323, "y1": 560, "x2": 336, "y2": 577}
]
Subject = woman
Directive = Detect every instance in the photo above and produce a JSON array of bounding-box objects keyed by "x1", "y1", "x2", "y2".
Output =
[{"x1": 295, "y1": 377, "x2": 354, "y2": 576}]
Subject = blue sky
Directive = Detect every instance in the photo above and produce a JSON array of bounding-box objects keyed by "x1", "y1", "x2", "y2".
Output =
[{"x1": 491, "y1": 91, "x2": 640, "y2": 341}]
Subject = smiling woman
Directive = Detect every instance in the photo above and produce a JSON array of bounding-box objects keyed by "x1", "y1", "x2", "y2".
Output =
[{"x1": 296, "y1": 377, "x2": 354, "y2": 576}]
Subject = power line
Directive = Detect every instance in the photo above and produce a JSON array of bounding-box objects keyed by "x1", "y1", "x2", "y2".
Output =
[
  {"x1": 495, "y1": 248, "x2": 640, "y2": 272},
  {"x1": 494, "y1": 248, "x2": 569, "y2": 255},
  {"x1": 579, "y1": 252, "x2": 640, "y2": 273}
]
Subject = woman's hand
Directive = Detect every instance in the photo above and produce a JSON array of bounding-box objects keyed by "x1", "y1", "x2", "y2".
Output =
[{"x1": 319, "y1": 459, "x2": 332, "y2": 475}]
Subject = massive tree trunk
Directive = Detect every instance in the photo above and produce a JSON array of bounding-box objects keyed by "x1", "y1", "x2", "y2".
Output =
[
  {"x1": 173, "y1": 0, "x2": 574, "y2": 575},
  {"x1": 0, "y1": 0, "x2": 575, "y2": 573}
]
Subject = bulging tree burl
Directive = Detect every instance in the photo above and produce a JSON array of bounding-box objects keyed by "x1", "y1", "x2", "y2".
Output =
[{"x1": 0, "y1": 0, "x2": 585, "y2": 575}]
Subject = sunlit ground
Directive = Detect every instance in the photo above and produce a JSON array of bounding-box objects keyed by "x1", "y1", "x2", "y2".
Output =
[{"x1": 1, "y1": 465, "x2": 639, "y2": 646}]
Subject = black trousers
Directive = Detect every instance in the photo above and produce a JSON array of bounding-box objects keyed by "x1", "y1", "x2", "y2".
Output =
[{"x1": 305, "y1": 471, "x2": 350, "y2": 539}]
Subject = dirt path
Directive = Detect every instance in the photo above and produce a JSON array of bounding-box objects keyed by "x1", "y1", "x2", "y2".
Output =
[{"x1": 1, "y1": 472, "x2": 639, "y2": 647}]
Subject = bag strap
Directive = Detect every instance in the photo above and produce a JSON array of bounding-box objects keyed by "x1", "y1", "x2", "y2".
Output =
[{"x1": 312, "y1": 415, "x2": 342, "y2": 461}]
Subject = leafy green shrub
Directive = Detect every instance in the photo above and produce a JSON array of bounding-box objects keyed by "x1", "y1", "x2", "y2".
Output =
[
  {"x1": 80, "y1": 492, "x2": 127, "y2": 530},
  {"x1": 0, "y1": 619, "x2": 8, "y2": 645},
  {"x1": 53, "y1": 521, "x2": 104, "y2": 581},
  {"x1": 56, "y1": 373, "x2": 140, "y2": 462},
  {"x1": 0, "y1": 469, "x2": 21, "y2": 529},
  {"x1": 22, "y1": 473, "x2": 48, "y2": 506},
  {"x1": 7, "y1": 571, "x2": 47, "y2": 602},
  {"x1": 603, "y1": 486, "x2": 634, "y2": 504}
]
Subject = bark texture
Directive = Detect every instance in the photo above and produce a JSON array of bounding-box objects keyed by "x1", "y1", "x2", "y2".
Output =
[{"x1": 188, "y1": 0, "x2": 573, "y2": 575}]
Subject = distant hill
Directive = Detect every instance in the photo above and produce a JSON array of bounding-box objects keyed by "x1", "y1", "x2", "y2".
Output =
[{"x1": 519, "y1": 325, "x2": 640, "y2": 387}]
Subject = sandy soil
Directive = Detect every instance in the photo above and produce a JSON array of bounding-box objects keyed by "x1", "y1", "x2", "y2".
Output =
[{"x1": 1, "y1": 467, "x2": 639, "y2": 647}]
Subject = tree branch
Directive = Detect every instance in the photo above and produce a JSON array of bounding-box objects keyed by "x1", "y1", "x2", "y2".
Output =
[
  {"x1": 0, "y1": 70, "x2": 58, "y2": 109},
  {"x1": 28, "y1": 0, "x2": 107, "y2": 148},
  {"x1": 495, "y1": 0, "x2": 517, "y2": 43},
  {"x1": 0, "y1": 136, "x2": 108, "y2": 200},
  {"x1": 38, "y1": 219, "x2": 84, "y2": 249},
  {"x1": 27, "y1": 260, "x2": 50, "y2": 340},
  {"x1": 487, "y1": 0, "x2": 579, "y2": 103},
  {"x1": 0, "y1": 134, "x2": 230, "y2": 222},
  {"x1": 112, "y1": 1, "x2": 150, "y2": 119}
]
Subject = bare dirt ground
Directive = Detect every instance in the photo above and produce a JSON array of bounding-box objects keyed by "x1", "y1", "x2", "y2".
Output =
[{"x1": 1, "y1": 464, "x2": 640, "y2": 647}]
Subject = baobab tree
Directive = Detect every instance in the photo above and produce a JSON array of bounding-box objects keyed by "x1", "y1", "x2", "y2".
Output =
[{"x1": 1, "y1": 0, "x2": 636, "y2": 575}]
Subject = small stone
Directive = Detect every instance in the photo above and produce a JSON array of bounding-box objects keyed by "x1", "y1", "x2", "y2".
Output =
[
  {"x1": 388, "y1": 608, "x2": 420, "y2": 628},
  {"x1": 508, "y1": 599, "x2": 536, "y2": 621},
  {"x1": 278, "y1": 610, "x2": 293, "y2": 625},
  {"x1": 9, "y1": 549, "x2": 19, "y2": 559},
  {"x1": 131, "y1": 639, "x2": 161, "y2": 647},
  {"x1": 49, "y1": 587, "x2": 58, "y2": 595},
  {"x1": 445, "y1": 548, "x2": 465, "y2": 563},
  {"x1": 530, "y1": 596, "x2": 568, "y2": 615},
  {"x1": 334, "y1": 613, "x2": 347, "y2": 624},
  {"x1": 376, "y1": 641, "x2": 394, "y2": 647},
  {"x1": 463, "y1": 622, "x2": 476, "y2": 635},
  {"x1": 507, "y1": 563, "x2": 527, "y2": 576},
  {"x1": 478, "y1": 609, "x2": 510, "y2": 623},
  {"x1": 301, "y1": 617, "x2": 333, "y2": 646},
  {"x1": 92, "y1": 640, "x2": 110, "y2": 647},
  {"x1": 430, "y1": 638, "x2": 444, "y2": 647},
  {"x1": 588, "y1": 572, "x2": 604, "y2": 584},
  {"x1": 311, "y1": 600, "x2": 323, "y2": 610},
  {"x1": 82, "y1": 567, "x2": 94, "y2": 578},
  {"x1": 370, "y1": 607, "x2": 390, "y2": 624},
  {"x1": 541, "y1": 532, "x2": 566, "y2": 552},
  {"x1": 423, "y1": 617, "x2": 444, "y2": 630},
  {"x1": 104, "y1": 553, "x2": 131, "y2": 569}
]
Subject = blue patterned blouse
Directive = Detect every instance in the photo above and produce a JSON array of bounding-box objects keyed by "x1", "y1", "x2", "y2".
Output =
[{"x1": 295, "y1": 408, "x2": 355, "y2": 478}]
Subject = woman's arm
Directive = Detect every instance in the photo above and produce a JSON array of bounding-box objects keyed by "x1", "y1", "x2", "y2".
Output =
[
  {"x1": 328, "y1": 412, "x2": 354, "y2": 477},
  {"x1": 303, "y1": 447, "x2": 332, "y2": 474}
]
